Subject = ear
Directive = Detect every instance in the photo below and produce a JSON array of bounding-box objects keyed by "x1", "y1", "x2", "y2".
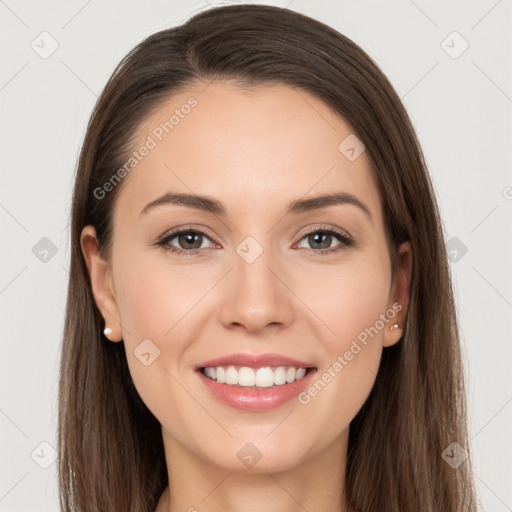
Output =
[
  {"x1": 80, "y1": 225, "x2": 123, "y2": 342},
  {"x1": 382, "y1": 241, "x2": 412, "y2": 348}
]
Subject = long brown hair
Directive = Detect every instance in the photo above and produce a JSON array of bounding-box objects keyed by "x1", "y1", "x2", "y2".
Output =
[{"x1": 58, "y1": 4, "x2": 477, "y2": 511}]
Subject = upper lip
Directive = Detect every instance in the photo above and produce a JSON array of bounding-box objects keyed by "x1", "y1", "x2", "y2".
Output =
[{"x1": 196, "y1": 352, "x2": 317, "y2": 370}]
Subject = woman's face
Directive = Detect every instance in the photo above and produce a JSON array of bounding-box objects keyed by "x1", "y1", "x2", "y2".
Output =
[{"x1": 82, "y1": 81, "x2": 410, "y2": 474}]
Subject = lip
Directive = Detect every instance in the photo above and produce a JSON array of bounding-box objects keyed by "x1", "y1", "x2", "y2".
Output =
[
  {"x1": 196, "y1": 368, "x2": 318, "y2": 412},
  {"x1": 195, "y1": 352, "x2": 316, "y2": 370}
]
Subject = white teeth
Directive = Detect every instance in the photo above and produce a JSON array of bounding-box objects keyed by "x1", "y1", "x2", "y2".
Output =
[
  {"x1": 255, "y1": 367, "x2": 274, "y2": 387},
  {"x1": 295, "y1": 368, "x2": 306, "y2": 379},
  {"x1": 238, "y1": 367, "x2": 255, "y2": 386},
  {"x1": 202, "y1": 365, "x2": 309, "y2": 387},
  {"x1": 273, "y1": 366, "x2": 287, "y2": 385},
  {"x1": 225, "y1": 366, "x2": 239, "y2": 385},
  {"x1": 216, "y1": 366, "x2": 226, "y2": 384}
]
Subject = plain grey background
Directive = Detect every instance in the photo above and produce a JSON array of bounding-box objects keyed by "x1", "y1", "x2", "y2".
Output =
[{"x1": 1, "y1": 1, "x2": 511, "y2": 510}]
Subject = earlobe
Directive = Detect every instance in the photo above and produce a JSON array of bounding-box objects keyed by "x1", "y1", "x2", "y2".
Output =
[
  {"x1": 80, "y1": 226, "x2": 123, "y2": 342},
  {"x1": 383, "y1": 322, "x2": 403, "y2": 348},
  {"x1": 382, "y1": 241, "x2": 413, "y2": 348}
]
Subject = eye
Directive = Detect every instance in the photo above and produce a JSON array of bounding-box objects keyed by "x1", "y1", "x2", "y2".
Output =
[
  {"x1": 154, "y1": 226, "x2": 354, "y2": 257},
  {"x1": 155, "y1": 228, "x2": 217, "y2": 256},
  {"x1": 296, "y1": 227, "x2": 353, "y2": 255}
]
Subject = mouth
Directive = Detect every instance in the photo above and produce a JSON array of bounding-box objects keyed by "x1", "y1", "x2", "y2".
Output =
[
  {"x1": 198, "y1": 365, "x2": 317, "y2": 388},
  {"x1": 194, "y1": 355, "x2": 318, "y2": 412}
]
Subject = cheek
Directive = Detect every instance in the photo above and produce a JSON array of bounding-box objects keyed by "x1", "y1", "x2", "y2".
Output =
[
  {"x1": 111, "y1": 253, "x2": 204, "y2": 429},
  {"x1": 303, "y1": 260, "x2": 394, "y2": 424},
  {"x1": 302, "y1": 251, "x2": 392, "y2": 348},
  {"x1": 294, "y1": 253, "x2": 391, "y2": 429},
  {"x1": 113, "y1": 247, "x2": 209, "y2": 341}
]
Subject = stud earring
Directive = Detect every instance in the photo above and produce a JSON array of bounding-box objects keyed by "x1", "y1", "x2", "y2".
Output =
[
  {"x1": 390, "y1": 323, "x2": 401, "y2": 331},
  {"x1": 104, "y1": 327, "x2": 113, "y2": 337}
]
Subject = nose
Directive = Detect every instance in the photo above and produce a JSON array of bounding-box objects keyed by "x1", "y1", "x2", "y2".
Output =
[{"x1": 218, "y1": 244, "x2": 295, "y2": 333}]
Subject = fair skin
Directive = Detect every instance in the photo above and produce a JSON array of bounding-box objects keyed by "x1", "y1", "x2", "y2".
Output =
[{"x1": 81, "y1": 81, "x2": 412, "y2": 512}]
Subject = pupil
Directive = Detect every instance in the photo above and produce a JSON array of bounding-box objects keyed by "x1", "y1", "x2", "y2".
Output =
[
  {"x1": 181, "y1": 233, "x2": 201, "y2": 249},
  {"x1": 311, "y1": 232, "x2": 330, "y2": 249}
]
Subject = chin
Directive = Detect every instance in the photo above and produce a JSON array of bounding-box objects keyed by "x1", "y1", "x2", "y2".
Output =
[{"x1": 199, "y1": 440, "x2": 311, "y2": 475}]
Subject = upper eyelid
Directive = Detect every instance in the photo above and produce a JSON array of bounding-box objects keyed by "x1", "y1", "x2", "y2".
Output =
[{"x1": 161, "y1": 226, "x2": 219, "y2": 245}]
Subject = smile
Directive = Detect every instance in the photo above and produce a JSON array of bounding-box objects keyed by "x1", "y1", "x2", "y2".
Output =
[
  {"x1": 195, "y1": 354, "x2": 318, "y2": 411},
  {"x1": 201, "y1": 365, "x2": 310, "y2": 387}
]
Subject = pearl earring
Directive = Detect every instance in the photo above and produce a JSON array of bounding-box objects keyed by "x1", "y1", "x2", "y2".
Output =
[
  {"x1": 390, "y1": 323, "x2": 401, "y2": 331},
  {"x1": 104, "y1": 327, "x2": 113, "y2": 336}
]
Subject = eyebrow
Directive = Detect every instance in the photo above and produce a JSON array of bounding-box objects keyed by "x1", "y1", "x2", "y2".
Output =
[{"x1": 139, "y1": 191, "x2": 373, "y2": 222}]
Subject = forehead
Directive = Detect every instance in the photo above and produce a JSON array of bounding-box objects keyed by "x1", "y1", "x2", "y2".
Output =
[{"x1": 114, "y1": 81, "x2": 382, "y2": 224}]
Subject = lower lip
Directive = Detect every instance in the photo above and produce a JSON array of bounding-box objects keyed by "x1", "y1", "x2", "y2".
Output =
[{"x1": 196, "y1": 369, "x2": 317, "y2": 412}]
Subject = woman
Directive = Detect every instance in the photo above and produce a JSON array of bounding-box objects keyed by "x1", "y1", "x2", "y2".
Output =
[{"x1": 58, "y1": 4, "x2": 478, "y2": 511}]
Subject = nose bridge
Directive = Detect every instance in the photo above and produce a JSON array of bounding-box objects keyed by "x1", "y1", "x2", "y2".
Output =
[
  {"x1": 235, "y1": 235, "x2": 275, "y2": 292},
  {"x1": 218, "y1": 231, "x2": 294, "y2": 331}
]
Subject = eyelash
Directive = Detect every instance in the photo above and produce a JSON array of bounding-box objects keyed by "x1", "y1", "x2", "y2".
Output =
[{"x1": 154, "y1": 226, "x2": 354, "y2": 257}]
